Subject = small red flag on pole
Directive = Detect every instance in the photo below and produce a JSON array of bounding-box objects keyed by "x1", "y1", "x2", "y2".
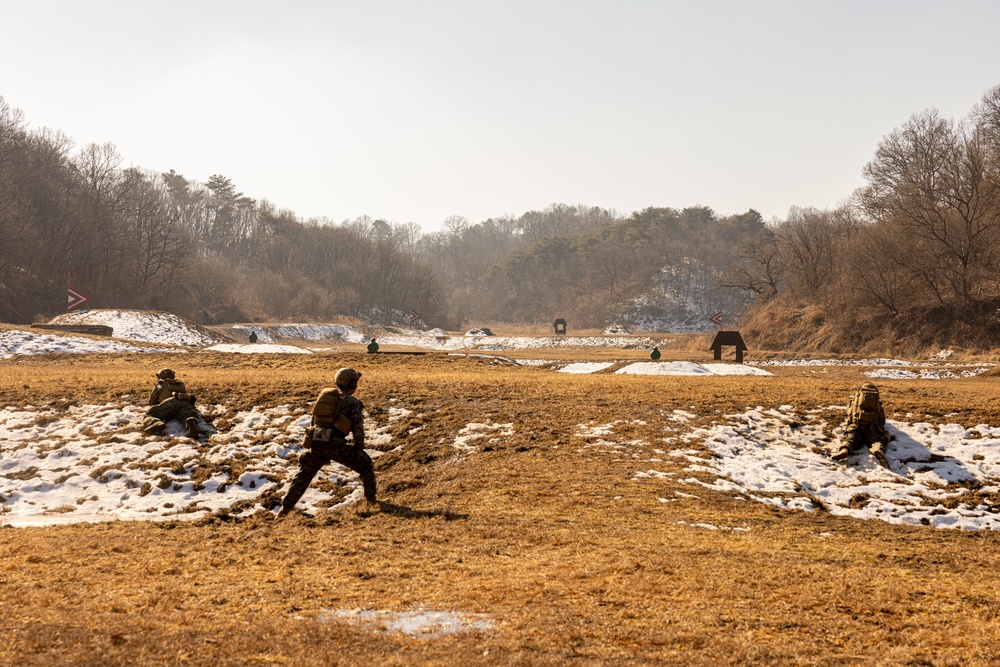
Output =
[{"x1": 67, "y1": 273, "x2": 93, "y2": 311}]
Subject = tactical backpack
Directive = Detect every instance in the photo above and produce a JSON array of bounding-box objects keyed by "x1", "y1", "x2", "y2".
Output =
[
  {"x1": 848, "y1": 384, "x2": 881, "y2": 426},
  {"x1": 153, "y1": 378, "x2": 187, "y2": 405},
  {"x1": 302, "y1": 387, "x2": 352, "y2": 449}
]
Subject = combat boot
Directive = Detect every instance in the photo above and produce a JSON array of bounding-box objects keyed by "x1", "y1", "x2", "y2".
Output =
[
  {"x1": 142, "y1": 418, "x2": 166, "y2": 435},
  {"x1": 185, "y1": 417, "x2": 199, "y2": 439},
  {"x1": 872, "y1": 447, "x2": 890, "y2": 469},
  {"x1": 831, "y1": 446, "x2": 850, "y2": 462}
]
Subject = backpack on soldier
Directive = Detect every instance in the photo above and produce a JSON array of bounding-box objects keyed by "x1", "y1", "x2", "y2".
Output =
[
  {"x1": 848, "y1": 384, "x2": 881, "y2": 426},
  {"x1": 153, "y1": 378, "x2": 187, "y2": 404},
  {"x1": 302, "y1": 387, "x2": 352, "y2": 449}
]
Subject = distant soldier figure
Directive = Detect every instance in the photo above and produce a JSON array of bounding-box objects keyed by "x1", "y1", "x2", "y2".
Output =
[
  {"x1": 833, "y1": 383, "x2": 890, "y2": 467},
  {"x1": 248, "y1": 330, "x2": 258, "y2": 343},
  {"x1": 278, "y1": 367, "x2": 377, "y2": 516},
  {"x1": 142, "y1": 368, "x2": 202, "y2": 439},
  {"x1": 650, "y1": 346, "x2": 661, "y2": 361},
  {"x1": 367, "y1": 337, "x2": 380, "y2": 353}
]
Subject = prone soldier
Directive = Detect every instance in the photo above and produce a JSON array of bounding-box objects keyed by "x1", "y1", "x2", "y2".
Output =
[
  {"x1": 833, "y1": 382, "x2": 891, "y2": 467},
  {"x1": 142, "y1": 368, "x2": 203, "y2": 439}
]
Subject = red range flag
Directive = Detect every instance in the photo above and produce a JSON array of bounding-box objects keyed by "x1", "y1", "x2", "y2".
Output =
[
  {"x1": 67, "y1": 285, "x2": 93, "y2": 311},
  {"x1": 708, "y1": 311, "x2": 723, "y2": 326}
]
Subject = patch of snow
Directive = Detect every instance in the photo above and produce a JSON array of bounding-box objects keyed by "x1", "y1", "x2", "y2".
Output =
[
  {"x1": 616, "y1": 362, "x2": 772, "y2": 376},
  {"x1": 677, "y1": 521, "x2": 750, "y2": 532},
  {"x1": 0, "y1": 329, "x2": 179, "y2": 359},
  {"x1": 750, "y1": 358, "x2": 917, "y2": 367},
  {"x1": 645, "y1": 407, "x2": 1000, "y2": 530},
  {"x1": 274, "y1": 324, "x2": 369, "y2": 343},
  {"x1": 52, "y1": 309, "x2": 224, "y2": 347},
  {"x1": 203, "y1": 343, "x2": 313, "y2": 354},
  {"x1": 0, "y1": 401, "x2": 415, "y2": 526},
  {"x1": 453, "y1": 422, "x2": 514, "y2": 452},
  {"x1": 557, "y1": 362, "x2": 615, "y2": 374},
  {"x1": 866, "y1": 368, "x2": 990, "y2": 380},
  {"x1": 321, "y1": 608, "x2": 493, "y2": 637}
]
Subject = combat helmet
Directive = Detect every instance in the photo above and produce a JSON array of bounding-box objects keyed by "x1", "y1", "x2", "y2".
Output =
[
  {"x1": 156, "y1": 368, "x2": 176, "y2": 380},
  {"x1": 334, "y1": 367, "x2": 362, "y2": 388}
]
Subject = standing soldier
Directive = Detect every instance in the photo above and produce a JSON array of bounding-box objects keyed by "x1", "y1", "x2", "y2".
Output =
[
  {"x1": 142, "y1": 368, "x2": 203, "y2": 439},
  {"x1": 278, "y1": 367, "x2": 377, "y2": 516},
  {"x1": 833, "y1": 382, "x2": 891, "y2": 467}
]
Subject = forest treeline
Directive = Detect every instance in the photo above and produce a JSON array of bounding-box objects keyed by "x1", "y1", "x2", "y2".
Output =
[
  {"x1": 0, "y1": 99, "x2": 445, "y2": 326},
  {"x1": 2, "y1": 84, "x2": 999, "y2": 351},
  {"x1": 0, "y1": 94, "x2": 758, "y2": 330}
]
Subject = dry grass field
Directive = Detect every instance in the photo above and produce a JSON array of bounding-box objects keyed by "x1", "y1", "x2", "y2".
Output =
[{"x1": 3, "y1": 349, "x2": 1000, "y2": 666}]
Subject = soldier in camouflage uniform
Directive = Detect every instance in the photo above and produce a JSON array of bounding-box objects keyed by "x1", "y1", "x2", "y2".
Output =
[
  {"x1": 278, "y1": 367, "x2": 377, "y2": 516},
  {"x1": 142, "y1": 368, "x2": 202, "y2": 439},
  {"x1": 832, "y1": 382, "x2": 890, "y2": 467}
]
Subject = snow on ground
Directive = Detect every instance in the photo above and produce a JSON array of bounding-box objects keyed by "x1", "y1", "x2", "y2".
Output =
[
  {"x1": 631, "y1": 406, "x2": 1000, "y2": 530},
  {"x1": 232, "y1": 324, "x2": 369, "y2": 345},
  {"x1": 0, "y1": 400, "x2": 417, "y2": 527},
  {"x1": 751, "y1": 357, "x2": 993, "y2": 376},
  {"x1": 203, "y1": 343, "x2": 313, "y2": 354},
  {"x1": 4, "y1": 393, "x2": 1000, "y2": 531},
  {"x1": 1, "y1": 329, "x2": 178, "y2": 359},
  {"x1": 52, "y1": 309, "x2": 225, "y2": 346},
  {"x1": 558, "y1": 362, "x2": 616, "y2": 374},
  {"x1": 321, "y1": 608, "x2": 493, "y2": 637},
  {"x1": 452, "y1": 422, "x2": 515, "y2": 452},
  {"x1": 370, "y1": 332, "x2": 664, "y2": 351},
  {"x1": 616, "y1": 362, "x2": 773, "y2": 376},
  {"x1": 230, "y1": 322, "x2": 668, "y2": 351},
  {"x1": 865, "y1": 368, "x2": 991, "y2": 380},
  {"x1": 553, "y1": 361, "x2": 771, "y2": 375},
  {"x1": 5, "y1": 311, "x2": 1000, "y2": 531},
  {"x1": 750, "y1": 358, "x2": 920, "y2": 367},
  {"x1": 27, "y1": 312, "x2": 997, "y2": 380},
  {"x1": 34, "y1": 309, "x2": 672, "y2": 352}
]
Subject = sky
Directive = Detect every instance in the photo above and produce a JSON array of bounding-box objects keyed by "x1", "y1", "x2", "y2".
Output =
[{"x1": 2, "y1": 1, "x2": 999, "y2": 231}]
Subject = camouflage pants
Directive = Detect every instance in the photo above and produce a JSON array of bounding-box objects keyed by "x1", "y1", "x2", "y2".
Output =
[
  {"x1": 143, "y1": 396, "x2": 201, "y2": 433},
  {"x1": 839, "y1": 424, "x2": 888, "y2": 455},
  {"x1": 281, "y1": 440, "x2": 376, "y2": 511}
]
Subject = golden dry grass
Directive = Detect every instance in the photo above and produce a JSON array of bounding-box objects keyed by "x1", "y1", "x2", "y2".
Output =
[{"x1": 3, "y1": 351, "x2": 1000, "y2": 666}]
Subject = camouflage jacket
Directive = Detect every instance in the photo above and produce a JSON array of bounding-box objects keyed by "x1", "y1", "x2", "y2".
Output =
[
  {"x1": 843, "y1": 404, "x2": 888, "y2": 443},
  {"x1": 334, "y1": 393, "x2": 366, "y2": 448},
  {"x1": 148, "y1": 378, "x2": 186, "y2": 406}
]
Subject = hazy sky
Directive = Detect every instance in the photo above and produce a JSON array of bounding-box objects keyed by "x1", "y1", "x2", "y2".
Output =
[{"x1": 2, "y1": 1, "x2": 998, "y2": 231}]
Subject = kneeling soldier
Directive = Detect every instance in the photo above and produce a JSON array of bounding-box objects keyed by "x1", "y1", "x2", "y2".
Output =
[{"x1": 278, "y1": 367, "x2": 377, "y2": 516}]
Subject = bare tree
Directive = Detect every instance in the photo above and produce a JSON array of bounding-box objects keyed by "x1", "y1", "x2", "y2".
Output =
[
  {"x1": 774, "y1": 207, "x2": 841, "y2": 298},
  {"x1": 721, "y1": 227, "x2": 784, "y2": 301},
  {"x1": 858, "y1": 109, "x2": 1000, "y2": 305},
  {"x1": 840, "y1": 221, "x2": 916, "y2": 315}
]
